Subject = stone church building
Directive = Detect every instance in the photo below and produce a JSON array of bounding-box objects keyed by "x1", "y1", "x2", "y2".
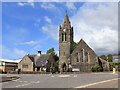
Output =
[{"x1": 59, "y1": 12, "x2": 109, "y2": 72}]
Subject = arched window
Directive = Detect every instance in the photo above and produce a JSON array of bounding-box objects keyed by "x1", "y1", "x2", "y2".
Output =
[
  {"x1": 62, "y1": 33, "x2": 64, "y2": 41},
  {"x1": 76, "y1": 53, "x2": 79, "y2": 62},
  {"x1": 81, "y1": 48, "x2": 84, "y2": 62},
  {"x1": 65, "y1": 33, "x2": 67, "y2": 41},
  {"x1": 86, "y1": 53, "x2": 88, "y2": 62}
]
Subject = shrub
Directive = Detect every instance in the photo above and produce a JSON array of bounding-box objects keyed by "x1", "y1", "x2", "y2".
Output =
[
  {"x1": 91, "y1": 65, "x2": 103, "y2": 72},
  {"x1": 109, "y1": 62, "x2": 120, "y2": 71}
]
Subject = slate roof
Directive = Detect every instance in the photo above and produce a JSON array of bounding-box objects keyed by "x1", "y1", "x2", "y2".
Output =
[
  {"x1": 71, "y1": 38, "x2": 97, "y2": 56},
  {"x1": 27, "y1": 54, "x2": 51, "y2": 67}
]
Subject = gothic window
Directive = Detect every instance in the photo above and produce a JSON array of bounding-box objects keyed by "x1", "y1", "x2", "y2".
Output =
[
  {"x1": 86, "y1": 52, "x2": 88, "y2": 62},
  {"x1": 81, "y1": 48, "x2": 84, "y2": 62},
  {"x1": 76, "y1": 53, "x2": 79, "y2": 62},
  {"x1": 62, "y1": 33, "x2": 64, "y2": 41},
  {"x1": 64, "y1": 52, "x2": 65, "y2": 56},
  {"x1": 65, "y1": 33, "x2": 67, "y2": 41}
]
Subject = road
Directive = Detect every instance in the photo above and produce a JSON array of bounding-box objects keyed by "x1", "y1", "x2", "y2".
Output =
[{"x1": 1, "y1": 72, "x2": 119, "y2": 88}]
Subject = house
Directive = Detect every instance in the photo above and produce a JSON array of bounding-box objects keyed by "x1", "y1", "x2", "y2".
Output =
[
  {"x1": 18, "y1": 51, "x2": 56, "y2": 72},
  {"x1": 0, "y1": 59, "x2": 20, "y2": 73},
  {"x1": 112, "y1": 54, "x2": 120, "y2": 63},
  {"x1": 59, "y1": 11, "x2": 109, "y2": 72}
]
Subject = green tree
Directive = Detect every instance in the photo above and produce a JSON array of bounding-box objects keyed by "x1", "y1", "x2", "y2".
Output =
[
  {"x1": 47, "y1": 48, "x2": 59, "y2": 62},
  {"x1": 107, "y1": 54, "x2": 113, "y2": 62},
  {"x1": 100, "y1": 55, "x2": 107, "y2": 60},
  {"x1": 47, "y1": 48, "x2": 55, "y2": 54}
]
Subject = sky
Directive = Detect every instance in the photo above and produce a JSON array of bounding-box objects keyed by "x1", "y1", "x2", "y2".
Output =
[{"x1": 1, "y1": 1, "x2": 118, "y2": 59}]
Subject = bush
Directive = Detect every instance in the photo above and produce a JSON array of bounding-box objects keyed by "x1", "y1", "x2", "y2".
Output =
[
  {"x1": 91, "y1": 65, "x2": 103, "y2": 72},
  {"x1": 109, "y1": 62, "x2": 120, "y2": 71}
]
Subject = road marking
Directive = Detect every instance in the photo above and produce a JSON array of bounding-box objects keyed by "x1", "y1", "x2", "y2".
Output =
[
  {"x1": 24, "y1": 81, "x2": 28, "y2": 83},
  {"x1": 51, "y1": 75, "x2": 55, "y2": 77},
  {"x1": 73, "y1": 75, "x2": 77, "y2": 77},
  {"x1": 58, "y1": 75, "x2": 70, "y2": 77},
  {"x1": 0, "y1": 81, "x2": 8, "y2": 84},
  {"x1": 15, "y1": 81, "x2": 40, "y2": 88},
  {"x1": 75, "y1": 78, "x2": 119, "y2": 88},
  {"x1": 12, "y1": 79, "x2": 20, "y2": 82},
  {"x1": 16, "y1": 83, "x2": 31, "y2": 87},
  {"x1": 89, "y1": 72, "x2": 118, "y2": 75}
]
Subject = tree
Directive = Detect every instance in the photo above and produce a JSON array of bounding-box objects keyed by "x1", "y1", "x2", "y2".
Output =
[
  {"x1": 46, "y1": 48, "x2": 59, "y2": 62},
  {"x1": 100, "y1": 55, "x2": 107, "y2": 60},
  {"x1": 107, "y1": 54, "x2": 113, "y2": 62},
  {"x1": 47, "y1": 48, "x2": 55, "y2": 54}
]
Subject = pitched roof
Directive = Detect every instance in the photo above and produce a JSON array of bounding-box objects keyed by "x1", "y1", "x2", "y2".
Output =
[
  {"x1": 71, "y1": 38, "x2": 97, "y2": 56},
  {"x1": 26, "y1": 53, "x2": 51, "y2": 67}
]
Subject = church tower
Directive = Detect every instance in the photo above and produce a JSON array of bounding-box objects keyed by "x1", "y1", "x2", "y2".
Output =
[{"x1": 59, "y1": 11, "x2": 74, "y2": 68}]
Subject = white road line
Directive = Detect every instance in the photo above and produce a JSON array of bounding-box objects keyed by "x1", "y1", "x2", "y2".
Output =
[
  {"x1": 15, "y1": 81, "x2": 40, "y2": 88},
  {"x1": 12, "y1": 79, "x2": 20, "y2": 82},
  {"x1": 15, "y1": 83, "x2": 31, "y2": 87},
  {"x1": 51, "y1": 75, "x2": 55, "y2": 77},
  {"x1": 73, "y1": 75, "x2": 77, "y2": 77},
  {"x1": 75, "y1": 78, "x2": 119, "y2": 88},
  {"x1": 58, "y1": 75, "x2": 70, "y2": 77},
  {"x1": 23, "y1": 81, "x2": 28, "y2": 83},
  {"x1": 0, "y1": 81, "x2": 8, "y2": 84}
]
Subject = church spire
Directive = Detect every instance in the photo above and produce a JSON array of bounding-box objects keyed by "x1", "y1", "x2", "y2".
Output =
[
  {"x1": 61, "y1": 10, "x2": 71, "y2": 29},
  {"x1": 64, "y1": 10, "x2": 70, "y2": 23}
]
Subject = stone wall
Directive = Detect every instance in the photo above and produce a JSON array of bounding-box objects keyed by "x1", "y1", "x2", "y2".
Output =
[
  {"x1": 18, "y1": 55, "x2": 34, "y2": 72},
  {"x1": 70, "y1": 39, "x2": 97, "y2": 69}
]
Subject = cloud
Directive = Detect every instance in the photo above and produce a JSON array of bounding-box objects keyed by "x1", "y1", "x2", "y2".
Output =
[
  {"x1": 44, "y1": 16, "x2": 52, "y2": 23},
  {"x1": 27, "y1": 0, "x2": 35, "y2": 7},
  {"x1": 17, "y1": 2, "x2": 26, "y2": 6},
  {"x1": 41, "y1": 24, "x2": 58, "y2": 40},
  {"x1": 18, "y1": 40, "x2": 39, "y2": 45},
  {"x1": 17, "y1": 0, "x2": 35, "y2": 8},
  {"x1": 40, "y1": 3, "x2": 56, "y2": 9},
  {"x1": 2, "y1": 46, "x2": 26, "y2": 59},
  {"x1": 70, "y1": 2, "x2": 118, "y2": 55},
  {"x1": 66, "y1": 2, "x2": 77, "y2": 11}
]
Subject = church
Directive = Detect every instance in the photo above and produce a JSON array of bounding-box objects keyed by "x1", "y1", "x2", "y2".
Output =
[{"x1": 59, "y1": 11, "x2": 109, "y2": 72}]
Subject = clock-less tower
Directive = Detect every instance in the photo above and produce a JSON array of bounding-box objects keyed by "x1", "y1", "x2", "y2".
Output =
[{"x1": 59, "y1": 11, "x2": 74, "y2": 69}]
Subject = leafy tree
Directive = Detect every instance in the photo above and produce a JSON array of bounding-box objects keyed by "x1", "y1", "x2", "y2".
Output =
[
  {"x1": 107, "y1": 54, "x2": 113, "y2": 62},
  {"x1": 47, "y1": 48, "x2": 59, "y2": 62},
  {"x1": 100, "y1": 55, "x2": 107, "y2": 60},
  {"x1": 47, "y1": 48, "x2": 55, "y2": 54}
]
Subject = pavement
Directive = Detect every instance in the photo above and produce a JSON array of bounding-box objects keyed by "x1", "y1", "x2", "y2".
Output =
[
  {"x1": 0, "y1": 74, "x2": 20, "y2": 83},
  {"x1": 1, "y1": 72, "x2": 119, "y2": 89}
]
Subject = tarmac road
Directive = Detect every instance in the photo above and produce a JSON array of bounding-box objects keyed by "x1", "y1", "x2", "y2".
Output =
[{"x1": 1, "y1": 72, "x2": 119, "y2": 89}]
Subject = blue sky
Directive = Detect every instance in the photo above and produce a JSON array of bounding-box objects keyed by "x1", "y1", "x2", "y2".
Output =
[{"x1": 2, "y1": 2, "x2": 118, "y2": 59}]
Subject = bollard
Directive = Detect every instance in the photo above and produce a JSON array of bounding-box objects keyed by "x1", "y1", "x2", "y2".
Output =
[{"x1": 113, "y1": 68, "x2": 116, "y2": 74}]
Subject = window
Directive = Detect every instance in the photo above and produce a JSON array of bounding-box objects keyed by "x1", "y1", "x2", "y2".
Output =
[
  {"x1": 86, "y1": 53, "x2": 88, "y2": 62},
  {"x1": 76, "y1": 53, "x2": 79, "y2": 62},
  {"x1": 62, "y1": 33, "x2": 64, "y2": 41},
  {"x1": 65, "y1": 33, "x2": 67, "y2": 41},
  {"x1": 64, "y1": 52, "x2": 65, "y2": 56},
  {"x1": 22, "y1": 65, "x2": 28, "y2": 68},
  {"x1": 81, "y1": 48, "x2": 84, "y2": 62}
]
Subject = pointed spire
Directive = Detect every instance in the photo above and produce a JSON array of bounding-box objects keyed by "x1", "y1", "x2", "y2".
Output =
[
  {"x1": 62, "y1": 10, "x2": 71, "y2": 29},
  {"x1": 64, "y1": 10, "x2": 69, "y2": 23}
]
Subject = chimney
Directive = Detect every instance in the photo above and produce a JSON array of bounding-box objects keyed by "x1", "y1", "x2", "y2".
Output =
[{"x1": 37, "y1": 51, "x2": 41, "y2": 56}]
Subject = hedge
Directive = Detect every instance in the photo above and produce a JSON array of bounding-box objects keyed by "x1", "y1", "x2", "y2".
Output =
[
  {"x1": 109, "y1": 62, "x2": 120, "y2": 71},
  {"x1": 91, "y1": 65, "x2": 103, "y2": 72}
]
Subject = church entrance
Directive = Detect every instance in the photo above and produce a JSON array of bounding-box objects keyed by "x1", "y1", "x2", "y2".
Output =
[{"x1": 61, "y1": 62, "x2": 67, "y2": 72}]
